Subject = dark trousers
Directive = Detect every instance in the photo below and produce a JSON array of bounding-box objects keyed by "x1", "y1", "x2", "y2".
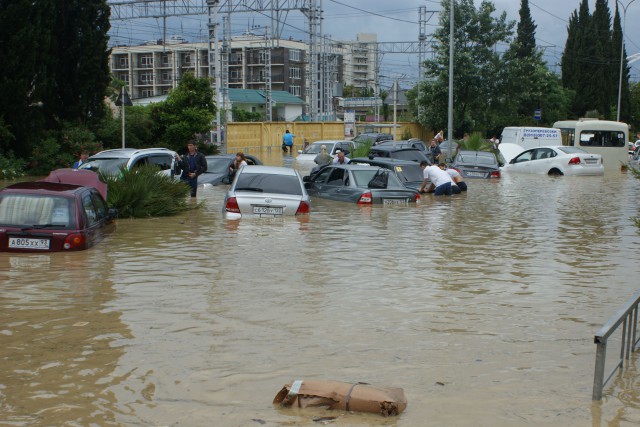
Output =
[
  {"x1": 457, "y1": 181, "x2": 467, "y2": 191},
  {"x1": 434, "y1": 182, "x2": 452, "y2": 196},
  {"x1": 182, "y1": 176, "x2": 198, "y2": 197}
]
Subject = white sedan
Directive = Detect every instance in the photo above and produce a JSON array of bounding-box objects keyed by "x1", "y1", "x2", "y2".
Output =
[
  {"x1": 223, "y1": 166, "x2": 310, "y2": 219},
  {"x1": 501, "y1": 146, "x2": 604, "y2": 176}
]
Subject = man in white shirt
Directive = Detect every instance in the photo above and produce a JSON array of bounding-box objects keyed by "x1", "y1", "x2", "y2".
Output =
[
  {"x1": 439, "y1": 163, "x2": 467, "y2": 193},
  {"x1": 332, "y1": 150, "x2": 350, "y2": 165},
  {"x1": 419, "y1": 161, "x2": 454, "y2": 196}
]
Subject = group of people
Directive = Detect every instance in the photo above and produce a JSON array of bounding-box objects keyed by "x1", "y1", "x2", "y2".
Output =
[
  {"x1": 313, "y1": 145, "x2": 350, "y2": 167},
  {"x1": 419, "y1": 161, "x2": 467, "y2": 196}
]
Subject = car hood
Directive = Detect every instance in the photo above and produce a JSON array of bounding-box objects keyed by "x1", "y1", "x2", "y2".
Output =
[
  {"x1": 498, "y1": 143, "x2": 525, "y2": 164},
  {"x1": 41, "y1": 168, "x2": 108, "y2": 200}
]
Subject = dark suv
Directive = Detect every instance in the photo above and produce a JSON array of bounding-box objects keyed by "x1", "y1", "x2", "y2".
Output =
[
  {"x1": 367, "y1": 146, "x2": 431, "y2": 163},
  {"x1": 375, "y1": 139, "x2": 427, "y2": 152},
  {"x1": 353, "y1": 133, "x2": 393, "y2": 146}
]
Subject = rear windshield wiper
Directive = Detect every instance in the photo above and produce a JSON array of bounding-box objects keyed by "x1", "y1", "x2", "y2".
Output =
[
  {"x1": 235, "y1": 187, "x2": 263, "y2": 192},
  {"x1": 21, "y1": 224, "x2": 62, "y2": 231}
]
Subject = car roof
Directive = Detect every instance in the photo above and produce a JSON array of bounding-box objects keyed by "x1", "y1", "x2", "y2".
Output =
[
  {"x1": 330, "y1": 164, "x2": 383, "y2": 171},
  {"x1": 309, "y1": 140, "x2": 350, "y2": 145},
  {"x1": 457, "y1": 150, "x2": 495, "y2": 156},
  {"x1": 239, "y1": 165, "x2": 298, "y2": 176},
  {"x1": 370, "y1": 146, "x2": 422, "y2": 153},
  {"x1": 350, "y1": 157, "x2": 419, "y2": 166},
  {"x1": 1, "y1": 181, "x2": 85, "y2": 195},
  {"x1": 89, "y1": 148, "x2": 175, "y2": 158}
]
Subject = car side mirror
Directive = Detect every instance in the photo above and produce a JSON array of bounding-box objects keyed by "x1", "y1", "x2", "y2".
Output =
[
  {"x1": 509, "y1": 159, "x2": 515, "y2": 164},
  {"x1": 304, "y1": 182, "x2": 311, "y2": 189},
  {"x1": 108, "y1": 208, "x2": 118, "y2": 219},
  {"x1": 302, "y1": 175, "x2": 311, "y2": 182}
]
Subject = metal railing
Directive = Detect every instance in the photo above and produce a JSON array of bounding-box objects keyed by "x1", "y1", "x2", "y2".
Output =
[{"x1": 593, "y1": 290, "x2": 640, "y2": 400}]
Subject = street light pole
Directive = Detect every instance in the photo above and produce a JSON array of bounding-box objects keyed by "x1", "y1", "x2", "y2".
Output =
[
  {"x1": 447, "y1": 0, "x2": 454, "y2": 162},
  {"x1": 616, "y1": 0, "x2": 636, "y2": 122}
]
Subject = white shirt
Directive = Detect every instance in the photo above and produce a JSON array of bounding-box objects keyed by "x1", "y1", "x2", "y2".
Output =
[
  {"x1": 423, "y1": 165, "x2": 454, "y2": 188},
  {"x1": 445, "y1": 168, "x2": 461, "y2": 179},
  {"x1": 333, "y1": 156, "x2": 350, "y2": 165}
]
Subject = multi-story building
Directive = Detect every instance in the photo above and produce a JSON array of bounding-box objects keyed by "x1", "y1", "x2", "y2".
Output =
[{"x1": 337, "y1": 33, "x2": 378, "y2": 91}]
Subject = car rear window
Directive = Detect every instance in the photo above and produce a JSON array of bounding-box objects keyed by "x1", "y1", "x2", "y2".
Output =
[
  {"x1": 352, "y1": 169, "x2": 405, "y2": 188},
  {"x1": 0, "y1": 194, "x2": 76, "y2": 228},
  {"x1": 394, "y1": 164, "x2": 424, "y2": 182},
  {"x1": 457, "y1": 154, "x2": 497, "y2": 166},
  {"x1": 557, "y1": 146, "x2": 588, "y2": 154},
  {"x1": 235, "y1": 173, "x2": 302, "y2": 195}
]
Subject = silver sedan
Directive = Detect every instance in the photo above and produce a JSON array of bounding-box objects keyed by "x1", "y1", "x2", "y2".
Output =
[{"x1": 223, "y1": 166, "x2": 310, "y2": 219}]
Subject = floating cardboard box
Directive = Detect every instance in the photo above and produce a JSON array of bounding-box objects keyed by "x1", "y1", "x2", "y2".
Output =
[{"x1": 273, "y1": 380, "x2": 407, "y2": 417}]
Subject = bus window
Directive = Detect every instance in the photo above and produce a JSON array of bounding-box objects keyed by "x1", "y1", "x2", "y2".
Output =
[
  {"x1": 579, "y1": 130, "x2": 625, "y2": 148},
  {"x1": 559, "y1": 128, "x2": 575, "y2": 146}
]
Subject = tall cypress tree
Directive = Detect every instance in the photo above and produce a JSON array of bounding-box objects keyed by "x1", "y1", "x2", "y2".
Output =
[
  {"x1": 514, "y1": 0, "x2": 537, "y2": 58},
  {"x1": 561, "y1": 10, "x2": 579, "y2": 91},
  {"x1": 612, "y1": 6, "x2": 631, "y2": 122},
  {"x1": 591, "y1": 0, "x2": 612, "y2": 118}
]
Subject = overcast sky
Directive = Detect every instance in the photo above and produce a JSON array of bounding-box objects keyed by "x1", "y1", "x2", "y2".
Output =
[{"x1": 108, "y1": 0, "x2": 640, "y2": 87}]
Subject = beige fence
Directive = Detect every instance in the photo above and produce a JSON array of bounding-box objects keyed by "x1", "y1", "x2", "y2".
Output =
[{"x1": 224, "y1": 122, "x2": 433, "y2": 154}]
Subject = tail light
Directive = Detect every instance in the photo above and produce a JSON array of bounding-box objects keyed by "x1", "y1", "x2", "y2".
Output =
[
  {"x1": 63, "y1": 233, "x2": 86, "y2": 250},
  {"x1": 490, "y1": 170, "x2": 501, "y2": 178},
  {"x1": 357, "y1": 192, "x2": 373, "y2": 205},
  {"x1": 568, "y1": 157, "x2": 581, "y2": 165},
  {"x1": 225, "y1": 197, "x2": 240, "y2": 213},
  {"x1": 295, "y1": 201, "x2": 310, "y2": 215},
  {"x1": 453, "y1": 168, "x2": 462, "y2": 173},
  {"x1": 415, "y1": 193, "x2": 421, "y2": 203}
]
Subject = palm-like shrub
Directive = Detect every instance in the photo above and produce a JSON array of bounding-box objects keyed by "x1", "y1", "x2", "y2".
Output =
[
  {"x1": 460, "y1": 132, "x2": 492, "y2": 151},
  {"x1": 351, "y1": 140, "x2": 373, "y2": 158},
  {"x1": 102, "y1": 165, "x2": 197, "y2": 218}
]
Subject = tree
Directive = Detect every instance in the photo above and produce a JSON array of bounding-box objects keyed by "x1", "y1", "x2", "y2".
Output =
[
  {"x1": 591, "y1": 0, "x2": 612, "y2": 118},
  {"x1": 498, "y1": 0, "x2": 571, "y2": 127},
  {"x1": 611, "y1": 6, "x2": 631, "y2": 122},
  {"x1": 151, "y1": 73, "x2": 217, "y2": 152},
  {"x1": 416, "y1": 0, "x2": 514, "y2": 136}
]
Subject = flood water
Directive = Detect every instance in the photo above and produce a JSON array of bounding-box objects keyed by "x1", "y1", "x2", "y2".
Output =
[{"x1": 1, "y1": 151, "x2": 640, "y2": 426}]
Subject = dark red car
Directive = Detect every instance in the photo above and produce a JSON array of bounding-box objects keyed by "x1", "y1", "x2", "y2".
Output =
[{"x1": 0, "y1": 174, "x2": 116, "y2": 252}]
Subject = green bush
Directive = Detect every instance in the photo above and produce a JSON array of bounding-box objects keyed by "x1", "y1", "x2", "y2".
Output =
[
  {"x1": 460, "y1": 132, "x2": 492, "y2": 151},
  {"x1": 0, "y1": 152, "x2": 26, "y2": 179},
  {"x1": 102, "y1": 165, "x2": 199, "y2": 218},
  {"x1": 351, "y1": 140, "x2": 373, "y2": 158}
]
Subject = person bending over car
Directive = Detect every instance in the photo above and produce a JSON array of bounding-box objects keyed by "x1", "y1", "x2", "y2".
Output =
[{"x1": 419, "y1": 161, "x2": 454, "y2": 196}]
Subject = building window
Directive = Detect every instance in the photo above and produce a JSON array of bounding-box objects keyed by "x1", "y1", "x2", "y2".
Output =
[
  {"x1": 258, "y1": 51, "x2": 268, "y2": 64},
  {"x1": 230, "y1": 70, "x2": 240, "y2": 81},
  {"x1": 119, "y1": 57, "x2": 129, "y2": 67},
  {"x1": 140, "y1": 55, "x2": 153, "y2": 67},
  {"x1": 119, "y1": 73, "x2": 129, "y2": 84},
  {"x1": 161, "y1": 71, "x2": 172, "y2": 82},
  {"x1": 289, "y1": 49, "x2": 300, "y2": 61},
  {"x1": 258, "y1": 70, "x2": 265, "y2": 81},
  {"x1": 161, "y1": 54, "x2": 170, "y2": 66},
  {"x1": 182, "y1": 53, "x2": 191, "y2": 65},
  {"x1": 289, "y1": 67, "x2": 301, "y2": 79},
  {"x1": 141, "y1": 89, "x2": 154, "y2": 97},
  {"x1": 139, "y1": 72, "x2": 153, "y2": 84},
  {"x1": 289, "y1": 85, "x2": 301, "y2": 96}
]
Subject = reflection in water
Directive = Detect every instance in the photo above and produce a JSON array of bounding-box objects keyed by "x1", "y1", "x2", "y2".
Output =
[{"x1": 1, "y1": 154, "x2": 640, "y2": 426}]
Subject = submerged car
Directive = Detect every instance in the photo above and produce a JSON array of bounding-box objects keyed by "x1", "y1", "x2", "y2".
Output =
[
  {"x1": 353, "y1": 133, "x2": 393, "y2": 146},
  {"x1": 223, "y1": 165, "x2": 310, "y2": 219},
  {"x1": 294, "y1": 140, "x2": 355, "y2": 165},
  {"x1": 368, "y1": 146, "x2": 431, "y2": 163},
  {"x1": 349, "y1": 157, "x2": 425, "y2": 190},
  {"x1": 0, "y1": 178, "x2": 116, "y2": 252},
  {"x1": 79, "y1": 147, "x2": 178, "y2": 178},
  {"x1": 501, "y1": 146, "x2": 604, "y2": 176},
  {"x1": 303, "y1": 164, "x2": 421, "y2": 205},
  {"x1": 451, "y1": 150, "x2": 501, "y2": 179},
  {"x1": 201, "y1": 154, "x2": 262, "y2": 186},
  {"x1": 374, "y1": 139, "x2": 427, "y2": 152}
]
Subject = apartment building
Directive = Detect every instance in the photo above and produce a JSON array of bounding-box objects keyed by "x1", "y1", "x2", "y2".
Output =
[{"x1": 337, "y1": 33, "x2": 378, "y2": 91}]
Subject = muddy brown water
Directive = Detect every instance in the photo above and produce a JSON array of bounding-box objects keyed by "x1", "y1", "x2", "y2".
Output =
[{"x1": 1, "y1": 152, "x2": 640, "y2": 426}]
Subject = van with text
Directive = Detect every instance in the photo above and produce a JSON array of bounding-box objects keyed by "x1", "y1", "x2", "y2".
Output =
[
  {"x1": 552, "y1": 119, "x2": 628, "y2": 172},
  {"x1": 500, "y1": 126, "x2": 563, "y2": 150}
]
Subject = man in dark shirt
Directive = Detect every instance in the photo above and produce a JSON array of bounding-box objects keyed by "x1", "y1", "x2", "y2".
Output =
[{"x1": 175, "y1": 140, "x2": 207, "y2": 197}]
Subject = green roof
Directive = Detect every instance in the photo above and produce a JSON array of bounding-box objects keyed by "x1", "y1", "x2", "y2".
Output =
[{"x1": 228, "y1": 88, "x2": 304, "y2": 105}]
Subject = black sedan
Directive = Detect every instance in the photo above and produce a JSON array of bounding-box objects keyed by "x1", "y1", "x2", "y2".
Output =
[
  {"x1": 350, "y1": 157, "x2": 426, "y2": 191},
  {"x1": 451, "y1": 150, "x2": 501, "y2": 179},
  {"x1": 303, "y1": 164, "x2": 421, "y2": 205},
  {"x1": 201, "y1": 154, "x2": 262, "y2": 186}
]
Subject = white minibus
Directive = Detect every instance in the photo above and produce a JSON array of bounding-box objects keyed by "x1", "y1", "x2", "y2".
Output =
[{"x1": 552, "y1": 119, "x2": 628, "y2": 172}]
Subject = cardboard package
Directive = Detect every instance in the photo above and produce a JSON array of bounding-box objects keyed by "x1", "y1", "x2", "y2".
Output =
[{"x1": 273, "y1": 380, "x2": 407, "y2": 417}]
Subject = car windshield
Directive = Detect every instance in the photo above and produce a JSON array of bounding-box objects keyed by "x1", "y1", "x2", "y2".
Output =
[
  {"x1": 303, "y1": 143, "x2": 333, "y2": 154},
  {"x1": 393, "y1": 164, "x2": 424, "y2": 182},
  {"x1": 0, "y1": 194, "x2": 76, "y2": 228},
  {"x1": 206, "y1": 157, "x2": 232, "y2": 174},
  {"x1": 557, "y1": 146, "x2": 588, "y2": 155},
  {"x1": 235, "y1": 173, "x2": 302, "y2": 195},
  {"x1": 457, "y1": 154, "x2": 497, "y2": 166},
  {"x1": 351, "y1": 169, "x2": 404, "y2": 188},
  {"x1": 79, "y1": 158, "x2": 128, "y2": 175}
]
